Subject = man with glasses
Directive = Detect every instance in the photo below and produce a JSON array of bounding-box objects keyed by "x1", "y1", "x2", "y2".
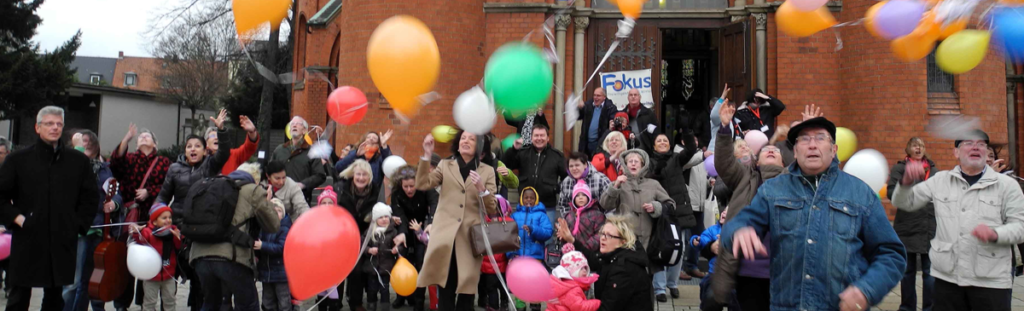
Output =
[
  {"x1": 721, "y1": 117, "x2": 906, "y2": 311},
  {"x1": 892, "y1": 129, "x2": 1024, "y2": 311},
  {"x1": 0, "y1": 106, "x2": 99, "y2": 311}
]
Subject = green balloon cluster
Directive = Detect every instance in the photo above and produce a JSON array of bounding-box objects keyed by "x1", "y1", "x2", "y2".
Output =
[{"x1": 484, "y1": 43, "x2": 553, "y2": 116}]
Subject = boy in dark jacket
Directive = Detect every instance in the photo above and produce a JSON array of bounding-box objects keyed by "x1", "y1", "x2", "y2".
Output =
[
  {"x1": 258, "y1": 199, "x2": 293, "y2": 311},
  {"x1": 364, "y1": 203, "x2": 404, "y2": 311},
  {"x1": 133, "y1": 203, "x2": 182, "y2": 311}
]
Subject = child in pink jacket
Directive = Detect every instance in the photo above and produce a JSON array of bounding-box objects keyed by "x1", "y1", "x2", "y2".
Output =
[{"x1": 546, "y1": 248, "x2": 601, "y2": 311}]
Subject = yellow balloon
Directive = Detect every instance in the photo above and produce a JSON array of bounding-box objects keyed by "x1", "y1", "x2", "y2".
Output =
[
  {"x1": 618, "y1": 0, "x2": 644, "y2": 19},
  {"x1": 836, "y1": 127, "x2": 857, "y2": 162},
  {"x1": 285, "y1": 127, "x2": 292, "y2": 140},
  {"x1": 367, "y1": 15, "x2": 440, "y2": 118},
  {"x1": 431, "y1": 125, "x2": 458, "y2": 143},
  {"x1": 391, "y1": 257, "x2": 419, "y2": 297},
  {"x1": 232, "y1": 0, "x2": 291, "y2": 41},
  {"x1": 936, "y1": 30, "x2": 990, "y2": 74},
  {"x1": 776, "y1": 1, "x2": 838, "y2": 38},
  {"x1": 864, "y1": 1, "x2": 888, "y2": 39}
]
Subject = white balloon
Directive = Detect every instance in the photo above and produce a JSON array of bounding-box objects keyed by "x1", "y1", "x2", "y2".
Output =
[
  {"x1": 383, "y1": 155, "x2": 408, "y2": 178},
  {"x1": 453, "y1": 87, "x2": 497, "y2": 135},
  {"x1": 127, "y1": 243, "x2": 162, "y2": 280},
  {"x1": 842, "y1": 149, "x2": 889, "y2": 194}
]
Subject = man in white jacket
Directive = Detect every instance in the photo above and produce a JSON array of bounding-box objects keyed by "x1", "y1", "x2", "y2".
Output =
[{"x1": 892, "y1": 129, "x2": 1024, "y2": 311}]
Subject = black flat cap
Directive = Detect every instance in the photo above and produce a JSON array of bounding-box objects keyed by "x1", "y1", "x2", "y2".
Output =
[
  {"x1": 787, "y1": 117, "x2": 837, "y2": 146},
  {"x1": 954, "y1": 129, "x2": 989, "y2": 147}
]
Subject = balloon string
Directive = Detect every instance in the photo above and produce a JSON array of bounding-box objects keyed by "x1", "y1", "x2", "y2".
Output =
[
  {"x1": 126, "y1": 224, "x2": 177, "y2": 281},
  {"x1": 90, "y1": 221, "x2": 147, "y2": 228},
  {"x1": 304, "y1": 222, "x2": 376, "y2": 311}
]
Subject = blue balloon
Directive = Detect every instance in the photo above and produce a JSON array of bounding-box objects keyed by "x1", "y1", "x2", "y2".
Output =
[{"x1": 992, "y1": 7, "x2": 1024, "y2": 62}]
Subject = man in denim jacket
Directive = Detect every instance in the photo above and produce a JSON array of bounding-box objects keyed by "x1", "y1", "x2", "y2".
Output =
[
  {"x1": 893, "y1": 129, "x2": 1024, "y2": 311},
  {"x1": 721, "y1": 117, "x2": 906, "y2": 311}
]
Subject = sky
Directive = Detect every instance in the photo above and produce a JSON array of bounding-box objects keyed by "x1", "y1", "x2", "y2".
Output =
[{"x1": 33, "y1": 0, "x2": 170, "y2": 58}]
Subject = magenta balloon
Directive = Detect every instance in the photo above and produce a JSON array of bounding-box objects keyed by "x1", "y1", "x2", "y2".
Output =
[
  {"x1": 507, "y1": 257, "x2": 555, "y2": 302},
  {"x1": 0, "y1": 234, "x2": 10, "y2": 260},
  {"x1": 704, "y1": 156, "x2": 718, "y2": 177},
  {"x1": 874, "y1": 0, "x2": 925, "y2": 40}
]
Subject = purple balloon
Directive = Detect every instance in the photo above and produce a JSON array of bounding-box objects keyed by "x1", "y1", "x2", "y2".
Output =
[
  {"x1": 874, "y1": 0, "x2": 925, "y2": 40},
  {"x1": 704, "y1": 156, "x2": 718, "y2": 177}
]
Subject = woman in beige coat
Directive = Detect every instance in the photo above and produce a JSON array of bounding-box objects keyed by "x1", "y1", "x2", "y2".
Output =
[{"x1": 416, "y1": 130, "x2": 497, "y2": 310}]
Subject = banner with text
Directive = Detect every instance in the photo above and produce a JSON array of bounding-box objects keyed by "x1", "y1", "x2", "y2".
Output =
[{"x1": 600, "y1": 69, "x2": 653, "y2": 110}]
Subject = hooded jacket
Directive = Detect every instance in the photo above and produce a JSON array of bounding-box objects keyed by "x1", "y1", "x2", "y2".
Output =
[
  {"x1": 257, "y1": 214, "x2": 291, "y2": 283},
  {"x1": 547, "y1": 266, "x2": 602, "y2": 311},
  {"x1": 557, "y1": 163, "x2": 612, "y2": 215},
  {"x1": 509, "y1": 187, "x2": 554, "y2": 260},
  {"x1": 572, "y1": 239, "x2": 653, "y2": 311},
  {"x1": 157, "y1": 132, "x2": 232, "y2": 224},
  {"x1": 566, "y1": 180, "x2": 606, "y2": 252},
  {"x1": 600, "y1": 149, "x2": 674, "y2": 249}
]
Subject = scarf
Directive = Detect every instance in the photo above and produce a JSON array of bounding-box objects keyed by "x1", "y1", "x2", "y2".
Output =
[
  {"x1": 153, "y1": 226, "x2": 174, "y2": 261},
  {"x1": 521, "y1": 113, "x2": 536, "y2": 146}
]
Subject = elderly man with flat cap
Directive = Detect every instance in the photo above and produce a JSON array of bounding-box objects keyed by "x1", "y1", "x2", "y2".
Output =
[
  {"x1": 721, "y1": 117, "x2": 906, "y2": 311},
  {"x1": 893, "y1": 129, "x2": 1024, "y2": 311}
]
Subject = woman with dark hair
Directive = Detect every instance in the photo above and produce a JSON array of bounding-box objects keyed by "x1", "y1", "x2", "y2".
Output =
[
  {"x1": 335, "y1": 130, "x2": 393, "y2": 187},
  {"x1": 155, "y1": 109, "x2": 233, "y2": 311},
  {"x1": 389, "y1": 165, "x2": 438, "y2": 311},
  {"x1": 264, "y1": 160, "x2": 310, "y2": 220},
  {"x1": 416, "y1": 130, "x2": 498, "y2": 311},
  {"x1": 648, "y1": 131, "x2": 702, "y2": 301}
]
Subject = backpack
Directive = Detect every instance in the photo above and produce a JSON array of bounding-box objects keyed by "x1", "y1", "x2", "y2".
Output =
[
  {"x1": 179, "y1": 176, "x2": 254, "y2": 247},
  {"x1": 647, "y1": 205, "x2": 684, "y2": 266}
]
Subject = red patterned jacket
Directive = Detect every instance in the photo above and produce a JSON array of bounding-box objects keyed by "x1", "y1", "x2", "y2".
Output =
[{"x1": 109, "y1": 145, "x2": 171, "y2": 216}]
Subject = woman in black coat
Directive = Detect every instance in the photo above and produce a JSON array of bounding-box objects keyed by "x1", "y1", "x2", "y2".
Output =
[
  {"x1": 333, "y1": 159, "x2": 383, "y2": 311},
  {"x1": 556, "y1": 216, "x2": 654, "y2": 311},
  {"x1": 885, "y1": 137, "x2": 936, "y2": 311},
  {"x1": 647, "y1": 132, "x2": 700, "y2": 300}
]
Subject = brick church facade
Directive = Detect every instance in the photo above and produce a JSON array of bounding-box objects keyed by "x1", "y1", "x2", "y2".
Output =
[{"x1": 290, "y1": 0, "x2": 1024, "y2": 214}]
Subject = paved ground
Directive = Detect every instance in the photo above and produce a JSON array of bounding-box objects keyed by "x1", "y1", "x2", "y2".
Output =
[{"x1": 4, "y1": 272, "x2": 1024, "y2": 311}]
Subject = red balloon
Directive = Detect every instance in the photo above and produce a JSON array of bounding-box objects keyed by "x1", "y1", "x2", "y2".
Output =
[
  {"x1": 285, "y1": 205, "x2": 361, "y2": 300},
  {"x1": 327, "y1": 86, "x2": 368, "y2": 125}
]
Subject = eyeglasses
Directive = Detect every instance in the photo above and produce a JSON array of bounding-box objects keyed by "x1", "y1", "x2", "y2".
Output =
[
  {"x1": 796, "y1": 133, "x2": 831, "y2": 145},
  {"x1": 38, "y1": 121, "x2": 64, "y2": 128},
  {"x1": 959, "y1": 140, "x2": 987, "y2": 149},
  {"x1": 600, "y1": 232, "x2": 624, "y2": 240}
]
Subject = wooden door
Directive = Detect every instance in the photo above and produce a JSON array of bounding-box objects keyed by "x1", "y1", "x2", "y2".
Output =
[
  {"x1": 589, "y1": 20, "x2": 662, "y2": 115},
  {"x1": 718, "y1": 19, "x2": 752, "y2": 105}
]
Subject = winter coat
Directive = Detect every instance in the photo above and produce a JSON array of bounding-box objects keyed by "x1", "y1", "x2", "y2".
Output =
[
  {"x1": 157, "y1": 129, "x2": 232, "y2": 223},
  {"x1": 886, "y1": 158, "x2": 937, "y2": 254},
  {"x1": 503, "y1": 145, "x2": 567, "y2": 210},
  {"x1": 684, "y1": 152, "x2": 710, "y2": 213},
  {"x1": 577, "y1": 99, "x2": 617, "y2": 154},
  {"x1": 565, "y1": 181, "x2": 605, "y2": 252},
  {"x1": 109, "y1": 144, "x2": 171, "y2": 217},
  {"x1": 590, "y1": 151, "x2": 622, "y2": 184},
  {"x1": 134, "y1": 223, "x2": 183, "y2": 282},
  {"x1": 509, "y1": 191, "x2": 554, "y2": 260},
  {"x1": 190, "y1": 175, "x2": 281, "y2": 272},
  {"x1": 547, "y1": 272, "x2": 601, "y2": 311},
  {"x1": 0, "y1": 138, "x2": 99, "y2": 287},
  {"x1": 390, "y1": 185, "x2": 439, "y2": 227},
  {"x1": 557, "y1": 164, "x2": 611, "y2": 215},
  {"x1": 617, "y1": 104, "x2": 659, "y2": 153},
  {"x1": 481, "y1": 215, "x2": 513, "y2": 274},
  {"x1": 332, "y1": 178, "x2": 383, "y2": 233},
  {"x1": 271, "y1": 140, "x2": 327, "y2": 199},
  {"x1": 714, "y1": 131, "x2": 787, "y2": 221},
  {"x1": 335, "y1": 146, "x2": 391, "y2": 189},
  {"x1": 270, "y1": 177, "x2": 310, "y2": 222},
  {"x1": 221, "y1": 133, "x2": 260, "y2": 175},
  {"x1": 414, "y1": 158, "x2": 498, "y2": 294},
  {"x1": 690, "y1": 223, "x2": 721, "y2": 273},
  {"x1": 732, "y1": 95, "x2": 786, "y2": 140},
  {"x1": 648, "y1": 136, "x2": 700, "y2": 229},
  {"x1": 92, "y1": 161, "x2": 124, "y2": 228},
  {"x1": 363, "y1": 224, "x2": 404, "y2": 275},
  {"x1": 257, "y1": 214, "x2": 291, "y2": 283},
  {"x1": 572, "y1": 240, "x2": 653, "y2": 311},
  {"x1": 893, "y1": 164, "x2": 1024, "y2": 289},
  {"x1": 600, "y1": 149, "x2": 673, "y2": 249}
]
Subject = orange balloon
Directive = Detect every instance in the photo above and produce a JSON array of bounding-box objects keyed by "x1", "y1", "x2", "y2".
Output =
[
  {"x1": 891, "y1": 22, "x2": 939, "y2": 62},
  {"x1": 938, "y1": 19, "x2": 968, "y2": 39},
  {"x1": 367, "y1": 15, "x2": 440, "y2": 118},
  {"x1": 864, "y1": 1, "x2": 888, "y2": 39},
  {"x1": 232, "y1": 0, "x2": 291, "y2": 41},
  {"x1": 879, "y1": 186, "x2": 888, "y2": 199},
  {"x1": 920, "y1": 10, "x2": 942, "y2": 39},
  {"x1": 1000, "y1": 0, "x2": 1024, "y2": 5},
  {"x1": 618, "y1": 0, "x2": 645, "y2": 19},
  {"x1": 776, "y1": 1, "x2": 838, "y2": 38},
  {"x1": 391, "y1": 257, "x2": 419, "y2": 297}
]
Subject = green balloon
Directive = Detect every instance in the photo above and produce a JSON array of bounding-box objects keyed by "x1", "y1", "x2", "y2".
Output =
[
  {"x1": 484, "y1": 43, "x2": 553, "y2": 116},
  {"x1": 501, "y1": 133, "x2": 521, "y2": 152}
]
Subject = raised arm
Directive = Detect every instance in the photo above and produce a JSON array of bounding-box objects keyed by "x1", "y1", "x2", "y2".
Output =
[
  {"x1": 416, "y1": 135, "x2": 444, "y2": 191},
  {"x1": 891, "y1": 176, "x2": 936, "y2": 213}
]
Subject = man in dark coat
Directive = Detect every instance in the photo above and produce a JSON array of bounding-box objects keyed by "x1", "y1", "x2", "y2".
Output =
[
  {"x1": 270, "y1": 116, "x2": 327, "y2": 201},
  {"x1": 577, "y1": 88, "x2": 617, "y2": 155},
  {"x1": 0, "y1": 106, "x2": 99, "y2": 311},
  {"x1": 503, "y1": 124, "x2": 567, "y2": 221},
  {"x1": 619, "y1": 89, "x2": 659, "y2": 153}
]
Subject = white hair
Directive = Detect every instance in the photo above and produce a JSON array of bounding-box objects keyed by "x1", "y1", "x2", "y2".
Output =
[
  {"x1": 36, "y1": 106, "x2": 65, "y2": 123},
  {"x1": 290, "y1": 116, "x2": 308, "y2": 130}
]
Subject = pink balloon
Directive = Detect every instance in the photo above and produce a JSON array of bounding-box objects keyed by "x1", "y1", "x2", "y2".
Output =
[
  {"x1": 0, "y1": 234, "x2": 11, "y2": 260},
  {"x1": 789, "y1": 0, "x2": 828, "y2": 11},
  {"x1": 744, "y1": 131, "x2": 769, "y2": 155},
  {"x1": 507, "y1": 257, "x2": 555, "y2": 302}
]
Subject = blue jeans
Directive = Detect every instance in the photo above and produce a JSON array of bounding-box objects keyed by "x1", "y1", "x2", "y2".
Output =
[
  {"x1": 899, "y1": 252, "x2": 934, "y2": 311},
  {"x1": 653, "y1": 226, "x2": 690, "y2": 295}
]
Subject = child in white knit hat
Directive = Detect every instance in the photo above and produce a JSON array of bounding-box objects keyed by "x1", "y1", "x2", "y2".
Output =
[{"x1": 363, "y1": 203, "x2": 404, "y2": 311}]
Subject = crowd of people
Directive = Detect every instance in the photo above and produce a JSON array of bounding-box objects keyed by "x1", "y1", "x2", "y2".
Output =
[{"x1": 1, "y1": 80, "x2": 1023, "y2": 311}]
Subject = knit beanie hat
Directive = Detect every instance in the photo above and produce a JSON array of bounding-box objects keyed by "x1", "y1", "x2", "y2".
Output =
[
  {"x1": 372, "y1": 203, "x2": 392, "y2": 221},
  {"x1": 570, "y1": 180, "x2": 594, "y2": 210},
  {"x1": 149, "y1": 203, "x2": 172, "y2": 224},
  {"x1": 560, "y1": 251, "x2": 590, "y2": 279},
  {"x1": 317, "y1": 186, "x2": 338, "y2": 205}
]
